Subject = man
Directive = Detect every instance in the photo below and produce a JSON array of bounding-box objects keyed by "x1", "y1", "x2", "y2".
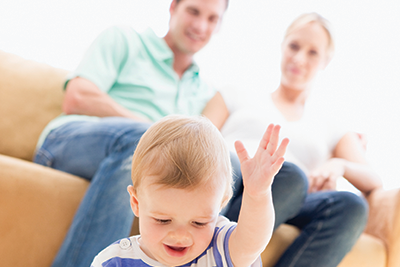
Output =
[{"x1": 34, "y1": 0, "x2": 365, "y2": 267}]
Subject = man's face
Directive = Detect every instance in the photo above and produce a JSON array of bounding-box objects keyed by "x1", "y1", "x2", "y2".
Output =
[
  {"x1": 167, "y1": 0, "x2": 226, "y2": 55},
  {"x1": 128, "y1": 178, "x2": 225, "y2": 266}
]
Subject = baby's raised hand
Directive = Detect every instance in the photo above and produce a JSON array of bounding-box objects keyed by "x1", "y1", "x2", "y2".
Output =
[{"x1": 235, "y1": 124, "x2": 289, "y2": 197}]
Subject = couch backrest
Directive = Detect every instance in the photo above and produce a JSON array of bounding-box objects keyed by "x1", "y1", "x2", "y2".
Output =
[{"x1": 0, "y1": 50, "x2": 69, "y2": 161}]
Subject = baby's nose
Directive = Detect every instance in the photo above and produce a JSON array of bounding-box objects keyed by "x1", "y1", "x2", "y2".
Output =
[{"x1": 168, "y1": 227, "x2": 192, "y2": 245}]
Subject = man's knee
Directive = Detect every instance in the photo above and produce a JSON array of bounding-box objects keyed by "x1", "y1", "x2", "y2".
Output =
[{"x1": 108, "y1": 119, "x2": 151, "y2": 153}]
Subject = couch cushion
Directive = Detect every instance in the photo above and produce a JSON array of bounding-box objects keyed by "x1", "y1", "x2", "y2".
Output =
[
  {"x1": 261, "y1": 224, "x2": 300, "y2": 267},
  {"x1": 261, "y1": 224, "x2": 386, "y2": 267},
  {"x1": 0, "y1": 50, "x2": 69, "y2": 161},
  {"x1": 338, "y1": 233, "x2": 387, "y2": 267},
  {"x1": 0, "y1": 154, "x2": 89, "y2": 267}
]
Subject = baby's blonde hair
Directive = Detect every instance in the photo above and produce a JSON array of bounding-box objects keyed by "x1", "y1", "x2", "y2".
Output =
[
  {"x1": 285, "y1": 12, "x2": 335, "y2": 60},
  {"x1": 131, "y1": 115, "x2": 233, "y2": 205}
]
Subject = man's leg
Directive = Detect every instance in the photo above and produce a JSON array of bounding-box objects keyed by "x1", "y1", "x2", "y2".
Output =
[
  {"x1": 274, "y1": 191, "x2": 368, "y2": 267},
  {"x1": 34, "y1": 117, "x2": 151, "y2": 267},
  {"x1": 223, "y1": 159, "x2": 308, "y2": 230}
]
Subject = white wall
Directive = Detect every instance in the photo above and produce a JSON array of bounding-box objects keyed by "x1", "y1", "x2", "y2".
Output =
[{"x1": 1, "y1": 0, "x2": 399, "y2": 190}]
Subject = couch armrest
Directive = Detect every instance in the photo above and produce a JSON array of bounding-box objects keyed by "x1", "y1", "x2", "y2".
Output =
[
  {"x1": 0, "y1": 50, "x2": 69, "y2": 161},
  {"x1": 365, "y1": 187, "x2": 400, "y2": 267},
  {"x1": 0, "y1": 154, "x2": 89, "y2": 267}
]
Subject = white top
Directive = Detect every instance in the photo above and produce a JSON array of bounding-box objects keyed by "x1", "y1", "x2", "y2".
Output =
[
  {"x1": 91, "y1": 216, "x2": 262, "y2": 267},
  {"x1": 220, "y1": 91, "x2": 346, "y2": 176}
]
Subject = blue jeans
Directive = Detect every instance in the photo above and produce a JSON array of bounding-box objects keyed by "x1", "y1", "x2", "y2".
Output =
[
  {"x1": 36, "y1": 118, "x2": 297, "y2": 267},
  {"x1": 224, "y1": 160, "x2": 368, "y2": 267},
  {"x1": 34, "y1": 118, "x2": 152, "y2": 267},
  {"x1": 35, "y1": 117, "x2": 367, "y2": 267},
  {"x1": 223, "y1": 160, "x2": 309, "y2": 230}
]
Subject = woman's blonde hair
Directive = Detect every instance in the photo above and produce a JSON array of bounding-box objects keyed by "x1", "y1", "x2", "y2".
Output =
[
  {"x1": 131, "y1": 115, "x2": 233, "y2": 205},
  {"x1": 284, "y1": 12, "x2": 335, "y2": 60}
]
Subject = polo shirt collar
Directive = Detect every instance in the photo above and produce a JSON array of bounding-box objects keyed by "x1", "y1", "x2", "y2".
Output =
[
  {"x1": 186, "y1": 63, "x2": 199, "y2": 76},
  {"x1": 141, "y1": 28, "x2": 173, "y2": 61},
  {"x1": 141, "y1": 28, "x2": 200, "y2": 75}
]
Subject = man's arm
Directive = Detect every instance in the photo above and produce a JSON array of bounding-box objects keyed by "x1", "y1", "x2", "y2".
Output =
[
  {"x1": 229, "y1": 124, "x2": 289, "y2": 267},
  {"x1": 63, "y1": 77, "x2": 150, "y2": 122}
]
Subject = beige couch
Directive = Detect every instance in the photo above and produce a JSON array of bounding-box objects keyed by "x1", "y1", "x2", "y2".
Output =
[{"x1": 1, "y1": 49, "x2": 399, "y2": 267}]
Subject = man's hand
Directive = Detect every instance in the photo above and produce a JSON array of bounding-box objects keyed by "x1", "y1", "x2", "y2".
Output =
[{"x1": 235, "y1": 124, "x2": 289, "y2": 197}]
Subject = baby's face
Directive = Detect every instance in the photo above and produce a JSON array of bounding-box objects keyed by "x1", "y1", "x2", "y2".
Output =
[{"x1": 129, "y1": 178, "x2": 225, "y2": 266}]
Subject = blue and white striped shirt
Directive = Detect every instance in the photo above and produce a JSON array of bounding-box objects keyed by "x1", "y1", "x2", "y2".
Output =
[{"x1": 91, "y1": 216, "x2": 262, "y2": 267}]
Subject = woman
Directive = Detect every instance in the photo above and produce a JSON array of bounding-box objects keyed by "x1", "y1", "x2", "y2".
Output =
[
  {"x1": 204, "y1": 12, "x2": 382, "y2": 195},
  {"x1": 203, "y1": 12, "x2": 382, "y2": 266}
]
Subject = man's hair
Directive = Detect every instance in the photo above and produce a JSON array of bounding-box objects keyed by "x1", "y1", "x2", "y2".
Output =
[
  {"x1": 175, "y1": 0, "x2": 229, "y2": 10},
  {"x1": 131, "y1": 115, "x2": 232, "y2": 203}
]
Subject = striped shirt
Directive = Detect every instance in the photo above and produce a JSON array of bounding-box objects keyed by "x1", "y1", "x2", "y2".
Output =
[{"x1": 91, "y1": 216, "x2": 262, "y2": 267}]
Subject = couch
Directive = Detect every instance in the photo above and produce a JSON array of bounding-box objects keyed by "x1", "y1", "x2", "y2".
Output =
[{"x1": 1, "y1": 49, "x2": 399, "y2": 267}]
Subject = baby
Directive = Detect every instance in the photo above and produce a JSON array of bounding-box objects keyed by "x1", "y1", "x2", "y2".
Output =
[{"x1": 91, "y1": 115, "x2": 288, "y2": 267}]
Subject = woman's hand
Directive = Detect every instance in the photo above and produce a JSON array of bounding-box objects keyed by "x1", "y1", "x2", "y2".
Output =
[
  {"x1": 308, "y1": 158, "x2": 345, "y2": 193},
  {"x1": 235, "y1": 124, "x2": 289, "y2": 197}
]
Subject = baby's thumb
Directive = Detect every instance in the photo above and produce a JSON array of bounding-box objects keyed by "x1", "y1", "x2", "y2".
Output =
[{"x1": 234, "y1": 140, "x2": 250, "y2": 164}]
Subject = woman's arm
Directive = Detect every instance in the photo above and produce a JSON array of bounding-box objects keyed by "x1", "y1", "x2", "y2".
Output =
[
  {"x1": 309, "y1": 132, "x2": 382, "y2": 195},
  {"x1": 202, "y1": 92, "x2": 230, "y2": 130},
  {"x1": 333, "y1": 132, "x2": 383, "y2": 194}
]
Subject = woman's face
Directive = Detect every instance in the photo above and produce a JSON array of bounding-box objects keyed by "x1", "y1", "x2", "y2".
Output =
[{"x1": 280, "y1": 22, "x2": 330, "y2": 90}]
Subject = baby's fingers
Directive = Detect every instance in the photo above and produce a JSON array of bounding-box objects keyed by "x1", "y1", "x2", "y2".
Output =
[
  {"x1": 266, "y1": 125, "x2": 281, "y2": 155},
  {"x1": 234, "y1": 140, "x2": 250, "y2": 165},
  {"x1": 270, "y1": 156, "x2": 285, "y2": 175},
  {"x1": 272, "y1": 137, "x2": 289, "y2": 161},
  {"x1": 258, "y1": 124, "x2": 274, "y2": 151}
]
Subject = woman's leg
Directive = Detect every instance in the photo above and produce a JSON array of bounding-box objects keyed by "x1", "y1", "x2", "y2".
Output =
[
  {"x1": 223, "y1": 161, "x2": 308, "y2": 230},
  {"x1": 274, "y1": 191, "x2": 368, "y2": 267}
]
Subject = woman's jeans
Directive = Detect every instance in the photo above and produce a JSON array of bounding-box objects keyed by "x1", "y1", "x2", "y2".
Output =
[
  {"x1": 226, "y1": 153, "x2": 368, "y2": 267},
  {"x1": 34, "y1": 118, "x2": 368, "y2": 267}
]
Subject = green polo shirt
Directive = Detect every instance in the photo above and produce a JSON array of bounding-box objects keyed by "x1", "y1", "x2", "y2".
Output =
[{"x1": 37, "y1": 26, "x2": 216, "y2": 147}]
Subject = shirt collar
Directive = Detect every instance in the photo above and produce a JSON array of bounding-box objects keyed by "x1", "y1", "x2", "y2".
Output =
[
  {"x1": 141, "y1": 28, "x2": 200, "y2": 75},
  {"x1": 140, "y1": 28, "x2": 173, "y2": 61},
  {"x1": 187, "y1": 63, "x2": 199, "y2": 76}
]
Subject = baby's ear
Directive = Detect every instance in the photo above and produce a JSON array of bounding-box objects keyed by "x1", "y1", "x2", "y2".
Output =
[{"x1": 127, "y1": 185, "x2": 139, "y2": 217}]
